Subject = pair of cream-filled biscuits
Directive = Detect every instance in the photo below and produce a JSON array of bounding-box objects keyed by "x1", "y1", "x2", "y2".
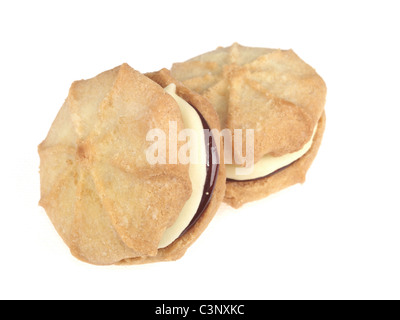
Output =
[{"x1": 38, "y1": 43, "x2": 326, "y2": 265}]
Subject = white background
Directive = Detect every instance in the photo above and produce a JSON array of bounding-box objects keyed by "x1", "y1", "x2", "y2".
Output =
[{"x1": 1, "y1": 0, "x2": 399, "y2": 300}]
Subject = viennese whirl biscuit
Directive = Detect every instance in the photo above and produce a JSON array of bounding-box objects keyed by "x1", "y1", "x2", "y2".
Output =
[
  {"x1": 38, "y1": 64, "x2": 225, "y2": 265},
  {"x1": 171, "y1": 43, "x2": 326, "y2": 208}
]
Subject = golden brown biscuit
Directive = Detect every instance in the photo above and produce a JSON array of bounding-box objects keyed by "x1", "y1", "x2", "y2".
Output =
[
  {"x1": 171, "y1": 43, "x2": 326, "y2": 208},
  {"x1": 38, "y1": 64, "x2": 225, "y2": 265}
]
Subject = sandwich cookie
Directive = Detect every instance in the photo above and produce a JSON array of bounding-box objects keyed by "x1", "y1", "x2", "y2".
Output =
[
  {"x1": 38, "y1": 64, "x2": 225, "y2": 265},
  {"x1": 171, "y1": 43, "x2": 326, "y2": 208}
]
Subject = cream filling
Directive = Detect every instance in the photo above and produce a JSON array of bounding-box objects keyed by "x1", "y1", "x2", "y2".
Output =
[
  {"x1": 226, "y1": 125, "x2": 318, "y2": 181},
  {"x1": 158, "y1": 84, "x2": 207, "y2": 249}
]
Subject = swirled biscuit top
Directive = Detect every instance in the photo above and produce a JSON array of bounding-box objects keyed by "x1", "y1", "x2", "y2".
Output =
[
  {"x1": 38, "y1": 64, "x2": 191, "y2": 265},
  {"x1": 171, "y1": 43, "x2": 326, "y2": 163}
]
